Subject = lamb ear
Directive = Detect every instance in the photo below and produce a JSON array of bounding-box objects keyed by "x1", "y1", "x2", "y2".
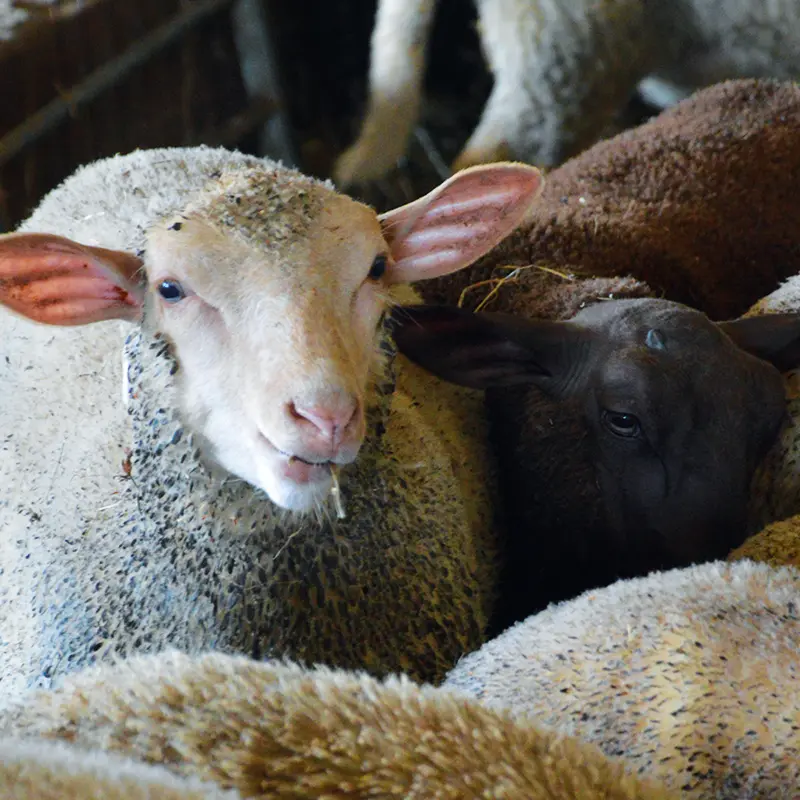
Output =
[
  {"x1": 718, "y1": 313, "x2": 800, "y2": 372},
  {"x1": 379, "y1": 163, "x2": 543, "y2": 283},
  {"x1": 0, "y1": 232, "x2": 145, "y2": 326},
  {"x1": 391, "y1": 304, "x2": 588, "y2": 391}
]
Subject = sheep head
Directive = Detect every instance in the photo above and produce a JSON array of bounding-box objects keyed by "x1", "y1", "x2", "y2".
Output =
[
  {"x1": 0, "y1": 160, "x2": 543, "y2": 513},
  {"x1": 392, "y1": 299, "x2": 800, "y2": 617}
]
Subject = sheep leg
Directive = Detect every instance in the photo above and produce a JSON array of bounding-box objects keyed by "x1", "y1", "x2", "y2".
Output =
[
  {"x1": 455, "y1": 0, "x2": 655, "y2": 170},
  {"x1": 333, "y1": 0, "x2": 438, "y2": 187}
]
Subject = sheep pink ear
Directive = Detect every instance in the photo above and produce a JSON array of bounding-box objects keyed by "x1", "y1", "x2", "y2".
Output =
[
  {"x1": 378, "y1": 162, "x2": 544, "y2": 283},
  {"x1": 0, "y1": 232, "x2": 145, "y2": 326}
]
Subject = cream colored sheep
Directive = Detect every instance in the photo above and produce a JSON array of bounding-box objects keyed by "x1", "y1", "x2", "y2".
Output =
[
  {"x1": 3, "y1": 561, "x2": 797, "y2": 799},
  {"x1": 0, "y1": 147, "x2": 543, "y2": 690},
  {"x1": 0, "y1": 650, "x2": 675, "y2": 800},
  {"x1": 444, "y1": 559, "x2": 800, "y2": 798},
  {"x1": 334, "y1": 0, "x2": 800, "y2": 185},
  {"x1": 0, "y1": 738, "x2": 234, "y2": 799}
]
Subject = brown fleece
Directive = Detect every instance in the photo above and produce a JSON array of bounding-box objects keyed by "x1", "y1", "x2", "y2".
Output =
[{"x1": 420, "y1": 79, "x2": 800, "y2": 321}]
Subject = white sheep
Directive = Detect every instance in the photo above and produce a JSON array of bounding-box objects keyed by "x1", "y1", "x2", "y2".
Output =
[
  {"x1": 444, "y1": 559, "x2": 800, "y2": 798},
  {"x1": 0, "y1": 649, "x2": 675, "y2": 799},
  {"x1": 334, "y1": 0, "x2": 800, "y2": 185},
  {"x1": 0, "y1": 146, "x2": 544, "y2": 691},
  {"x1": 0, "y1": 738, "x2": 233, "y2": 799}
]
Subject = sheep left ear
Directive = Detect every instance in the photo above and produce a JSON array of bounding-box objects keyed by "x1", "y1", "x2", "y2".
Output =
[
  {"x1": 0, "y1": 232, "x2": 145, "y2": 326},
  {"x1": 718, "y1": 313, "x2": 800, "y2": 372},
  {"x1": 379, "y1": 163, "x2": 543, "y2": 284},
  {"x1": 391, "y1": 304, "x2": 590, "y2": 390}
]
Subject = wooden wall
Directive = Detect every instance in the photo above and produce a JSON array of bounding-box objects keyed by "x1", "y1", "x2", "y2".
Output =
[{"x1": 0, "y1": 0, "x2": 252, "y2": 229}]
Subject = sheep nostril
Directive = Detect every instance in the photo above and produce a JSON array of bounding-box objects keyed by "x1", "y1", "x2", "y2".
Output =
[{"x1": 290, "y1": 398, "x2": 359, "y2": 447}]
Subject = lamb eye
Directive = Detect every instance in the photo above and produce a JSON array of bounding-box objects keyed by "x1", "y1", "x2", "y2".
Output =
[
  {"x1": 602, "y1": 410, "x2": 642, "y2": 439},
  {"x1": 368, "y1": 254, "x2": 387, "y2": 280},
  {"x1": 157, "y1": 280, "x2": 185, "y2": 303}
]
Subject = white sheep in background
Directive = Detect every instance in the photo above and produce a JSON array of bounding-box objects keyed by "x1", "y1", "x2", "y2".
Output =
[
  {"x1": 333, "y1": 0, "x2": 800, "y2": 185},
  {"x1": 444, "y1": 559, "x2": 800, "y2": 799},
  {"x1": 0, "y1": 1, "x2": 29, "y2": 42},
  {"x1": 0, "y1": 146, "x2": 543, "y2": 691}
]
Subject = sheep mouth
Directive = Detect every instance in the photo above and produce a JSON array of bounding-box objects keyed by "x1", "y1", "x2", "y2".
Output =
[
  {"x1": 258, "y1": 430, "x2": 354, "y2": 473},
  {"x1": 258, "y1": 434, "x2": 334, "y2": 483},
  {"x1": 282, "y1": 452, "x2": 333, "y2": 468},
  {"x1": 275, "y1": 450, "x2": 334, "y2": 486}
]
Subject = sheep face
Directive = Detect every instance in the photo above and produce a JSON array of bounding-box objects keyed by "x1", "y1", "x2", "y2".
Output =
[
  {"x1": 144, "y1": 190, "x2": 390, "y2": 512},
  {"x1": 0, "y1": 159, "x2": 543, "y2": 513},
  {"x1": 392, "y1": 299, "x2": 800, "y2": 617},
  {"x1": 545, "y1": 299, "x2": 786, "y2": 563}
]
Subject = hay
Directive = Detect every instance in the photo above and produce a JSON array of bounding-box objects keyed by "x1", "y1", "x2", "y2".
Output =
[
  {"x1": 329, "y1": 464, "x2": 346, "y2": 519},
  {"x1": 458, "y1": 263, "x2": 577, "y2": 312}
]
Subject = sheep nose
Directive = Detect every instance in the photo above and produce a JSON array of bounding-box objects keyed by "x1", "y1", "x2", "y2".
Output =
[{"x1": 290, "y1": 396, "x2": 360, "y2": 450}]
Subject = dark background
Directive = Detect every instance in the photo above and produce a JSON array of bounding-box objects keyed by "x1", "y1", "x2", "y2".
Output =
[{"x1": 0, "y1": 0, "x2": 655, "y2": 228}]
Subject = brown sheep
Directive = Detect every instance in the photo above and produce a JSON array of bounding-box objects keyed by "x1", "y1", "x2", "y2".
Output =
[{"x1": 419, "y1": 78, "x2": 800, "y2": 322}]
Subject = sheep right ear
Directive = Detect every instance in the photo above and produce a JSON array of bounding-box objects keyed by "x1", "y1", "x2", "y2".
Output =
[
  {"x1": 0, "y1": 232, "x2": 145, "y2": 326},
  {"x1": 391, "y1": 304, "x2": 590, "y2": 390},
  {"x1": 718, "y1": 312, "x2": 800, "y2": 372},
  {"x1": 379, "y1": 163, "x2": 543, "y2": 283}
]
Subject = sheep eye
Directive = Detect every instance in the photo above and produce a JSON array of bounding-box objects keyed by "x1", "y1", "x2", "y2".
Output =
[
  {"x1": 157, "y1": 280, "x2": 185, "y2": 303},
  {"x1": 368, "y1": 254, "x2": 387, "y2": 280},
  {"x1": 602, "y1": 410, "x2": 642, "y2": 439}
]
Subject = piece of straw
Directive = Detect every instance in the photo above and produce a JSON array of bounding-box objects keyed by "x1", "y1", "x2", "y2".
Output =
[
  {"x1": 458, "y1": 263, "x2": 576, "y2": 311},
  {"x1": 330, "y1": 465, "x2": 346, "y2": 519}
]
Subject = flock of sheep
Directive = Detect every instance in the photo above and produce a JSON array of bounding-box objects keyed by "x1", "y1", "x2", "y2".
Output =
[{"x1": 1, "y1": 1, "x2": 800, "y2": 797}]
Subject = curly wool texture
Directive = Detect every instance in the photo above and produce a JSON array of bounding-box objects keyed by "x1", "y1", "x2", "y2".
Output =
[
  {"x1": 444, "y1": 560, "x2": 800, "y2": 799},
  {"x1": 419, "y1": 79, "x2": 800, "y2": 322},
  {"x1": 0, "y1": 146, "x2": 496, "y2": 693},
  {"x1": 730, "y1": 516, "x2": 800, "y2": 569},
  {"x1": 0, "y1": 650, "x2": 675, "y2": 800}
]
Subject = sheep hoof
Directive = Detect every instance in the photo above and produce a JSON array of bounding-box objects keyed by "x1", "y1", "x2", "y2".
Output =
[
  {"x1": 333, "y1": 140, "x2": 403, "y2": 187},
  {"x1": 452, "y1": 140, "x2": 514, "y2": 173}
]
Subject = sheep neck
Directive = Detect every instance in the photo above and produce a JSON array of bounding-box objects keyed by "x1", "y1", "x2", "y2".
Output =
[{"x1": 122, "y1": 315, "x2": 397, "y2": 533}]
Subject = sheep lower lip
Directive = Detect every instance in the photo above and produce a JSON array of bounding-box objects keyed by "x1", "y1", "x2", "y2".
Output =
[
  {"x1": 258, "y1": 434, "x2": 333, "y2": 484},
  {"x1": 282, "y1": 454, "x2": 331, "y2": 484}
]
